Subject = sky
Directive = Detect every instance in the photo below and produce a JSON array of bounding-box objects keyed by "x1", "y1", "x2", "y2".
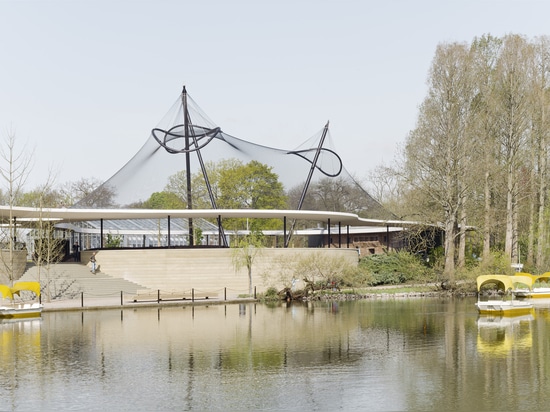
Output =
[{"x1": 1, "y1": 0, "x2": 549, "y2": 191}]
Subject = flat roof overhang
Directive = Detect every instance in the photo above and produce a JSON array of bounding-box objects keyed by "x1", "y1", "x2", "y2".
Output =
[{"x1": 0, "y1": 206, "x2": 415, "y2": 228}]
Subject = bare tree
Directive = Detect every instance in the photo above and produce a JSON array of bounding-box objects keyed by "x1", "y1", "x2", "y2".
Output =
[
  {"x1": 232, "y1": 232, "x2": 264, "y2": 295},
  {"x1": 59, "y1": 177, "x2": 115, "y2": 207},
  {"x1": 0, "y1": 129, "x2": 34, "y2": 285},
  {"x1": 492, "y1": 35, "x2": 533, "y2": 265},
  {"x1": 468, "y1": 34, "x2": 503, "y2": 262},
  {"x1": 527, "y1": 36, "x2": 550, "y2": 270},
  {"x1": 31, "y1": 173, "x2": 68, "y2": 302},
  {"x1": 400, "y1": 42, "x2": 476, "y2": 281}
]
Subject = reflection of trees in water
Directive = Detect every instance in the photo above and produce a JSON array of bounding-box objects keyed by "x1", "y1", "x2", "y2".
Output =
[{"x1": 8, "y1": 299, "x2": 550, "y2": 410}]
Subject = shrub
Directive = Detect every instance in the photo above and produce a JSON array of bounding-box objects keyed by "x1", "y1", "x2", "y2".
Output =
[
  {"x1": 264, "y1": 287, "x2": 279, "y2": 298},
  {"x1": 359, "y1": 250, "x2": 432, "y2": 286}
]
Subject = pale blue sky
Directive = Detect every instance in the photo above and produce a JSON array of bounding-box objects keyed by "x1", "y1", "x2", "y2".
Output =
[{"x1": 1, "y1": 0, "x2": 548, "y2": 190}]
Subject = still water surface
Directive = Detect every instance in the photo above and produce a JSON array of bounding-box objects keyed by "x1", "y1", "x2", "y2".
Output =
[{"x1": 1, "y1": 297, "x2": 548, "y2": 411}]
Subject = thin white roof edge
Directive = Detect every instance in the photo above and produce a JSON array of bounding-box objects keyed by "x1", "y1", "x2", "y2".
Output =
[{"x1": 0, "y1": 205, "x2": 422, "y2": 227}]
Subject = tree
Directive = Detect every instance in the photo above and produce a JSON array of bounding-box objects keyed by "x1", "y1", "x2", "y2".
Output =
[
  {"x1": 288, "y1": 175, "x2": 393, "y2": 220},
  {"x1": 0, "y1": 130, "x2": 33, "y2": 285},
  {"x1": 164, "y1": 159, "x2": 242, "y2": 209},
  {"x1": 492, "y1": 34, "x2": 533, "y2": 265},
  {"x1": 165, "y1": 159, "x2": 288, "y2": 231},
  {"x1": 141, "y1": 191, "x2": 186, "y2": 209},
  {"x1": 218, "y1": 160, "x2": 286, "y2": 209},
  {"x1": 232, "y1": 231, "x2": 264, "y2": 295},
  {"x1": 59, "y1": 177, "x2": 115, "y2": 207},
  {"x1": 400, "y1": 42, "x2": 476, "y2": 281},
  {"x1": 526, "y1": 36, "x2": 550, "y2": 270},
  {"x1": 366, "y1": 164, "x2": 402, "y2": 213},
  {"x1": 468, "y1": 34, "x2": 503, "y2": 262},
  {"x1": 18, "y1": 186, "x2": 61, "y2": 207}
]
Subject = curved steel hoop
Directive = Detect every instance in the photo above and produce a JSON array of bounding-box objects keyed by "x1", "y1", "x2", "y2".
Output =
[
  {"x1": 288, "y1": 148, "x2": 343, "y2": 177},
  {"x1": 152, "y1": 124, "x2": 222, "y2": 154}
]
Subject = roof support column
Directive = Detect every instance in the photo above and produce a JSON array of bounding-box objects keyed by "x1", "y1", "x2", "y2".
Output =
[
  {"x1": 167, "y1": 215, "x2": 171, "y2": 247},
  {"x1": 217, "y1": 215, "x2": 222, "y2": 246},
  {"x1": 283, "y1": 216, "x2": 287, "y2": 248},
  {"x1": 327, "y1": 218, "x2": 331, "y2": 248}
]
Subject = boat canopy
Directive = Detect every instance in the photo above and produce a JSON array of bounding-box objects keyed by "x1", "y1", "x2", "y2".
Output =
[
  {"x1": 533, "y1": 272, "x2": 550, "y2": 285},
  {"x1": 0, "y1": 284, "x2": 12, "y2": 300},
  {"x1": 0, "y1": 281, "x2": 41, "y2": 300},
  {"x1": 514, "y1": 272, "x2": 550, "y2": 286},
  {"x1": 477, "y1": 275, "x2": 533, "y2": 292}
]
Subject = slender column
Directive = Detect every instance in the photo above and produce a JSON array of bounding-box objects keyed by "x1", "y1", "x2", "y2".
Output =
[
  {"x1": 283, "y1": 216, "x2": 287, "y2": 248},
  {"x1": 327, "y1": 218, "x2": 331, "y2": 248},
  {"x1": 218, "y1": 215, "x2": 223, "y2": 246},
  {"x1": 167, "y1": 215, "x2": 171, "y2": 247}
]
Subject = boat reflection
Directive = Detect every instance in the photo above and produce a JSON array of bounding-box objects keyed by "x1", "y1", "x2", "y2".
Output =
[{"x1": 476, "y1": 313, "x2": 533, "y2": 356}]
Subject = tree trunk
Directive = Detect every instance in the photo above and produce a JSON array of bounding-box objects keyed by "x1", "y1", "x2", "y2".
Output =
[
  {"x1": 526, "y1": 148, "x2": 536, "y2": 267},
  {"x1": 505, "y1": 161, "x2": 515, "y2": 261},
  {"x1": 443, "y1": 210, "x2": 456, "y2": 281},
  {"x1": 457, "y1": 195, "x2": 467, "y2": 269}
]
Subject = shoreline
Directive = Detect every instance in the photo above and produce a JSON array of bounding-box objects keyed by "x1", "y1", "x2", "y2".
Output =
[
  {"x1": 38, "y1": 287, "x2": 477, "y2": 313},
  {"x1": 41, "y1": 295, "x2": 258, "y2": 313}
]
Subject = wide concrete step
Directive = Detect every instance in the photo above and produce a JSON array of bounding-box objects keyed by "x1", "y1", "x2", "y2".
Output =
[{"x1": 20, "y1": 263, "x2": 148, "y2": 299}]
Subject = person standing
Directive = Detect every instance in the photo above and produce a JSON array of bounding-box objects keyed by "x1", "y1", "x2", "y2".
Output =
[
  {"x1": 73, "y1": 241, "x2": 80, "y2": 262},
  {"x1": 90, "y1": 252, "x2": 97, "y2": 274}
]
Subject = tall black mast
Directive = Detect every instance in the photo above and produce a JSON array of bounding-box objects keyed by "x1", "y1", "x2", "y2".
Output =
[
  {"x1": 182, "y1": 86, "x2": 194, "y2": 245},
  {"x1": 285, "y1": 121, "x2": 330, "y2": 247}
]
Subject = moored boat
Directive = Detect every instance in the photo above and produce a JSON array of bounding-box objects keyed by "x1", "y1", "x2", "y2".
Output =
[
  {"x1": 0, "y1": 281, "x2": 43, "y2": 319},
  {"x1": 476, "y1": 275, "x2": 534, "y2": 316},
  {"x1": 475, "y1": 299, "x2": 534, "y2": 316},
  {"x1": 513, "y1": 287, "x2": 550, "y2": 298},
  {"x1": 512, "y1": 272, "x2": 550, "y2": 298}
]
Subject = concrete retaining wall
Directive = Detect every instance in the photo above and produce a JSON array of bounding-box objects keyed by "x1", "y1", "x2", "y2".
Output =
[
  {"x1": 0, "y1": 249, "x2": 28, "y2": 283},
  {"x1": 81, "y1": 247, "x2": 359, "y2": 298}
]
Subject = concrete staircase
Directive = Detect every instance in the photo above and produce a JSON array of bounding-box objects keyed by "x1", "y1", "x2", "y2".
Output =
[
  {"x1": 20, "y1": 262, "x2": 148, "y2": 299},
  {"x1": 15, "y1": 248, "x2": 359, "y2": 301}
]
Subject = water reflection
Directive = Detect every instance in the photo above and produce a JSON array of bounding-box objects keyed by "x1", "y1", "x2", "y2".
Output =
[
  {"x1": 2, "y1": 298, "x2": 550, "y2": 411},
  {"x1": 476, "y1": 314, "x2": 534, "y2": 356}
]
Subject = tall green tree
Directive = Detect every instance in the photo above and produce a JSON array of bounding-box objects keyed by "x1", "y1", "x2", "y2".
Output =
[
  {"x1": 527, "y1": 36, "x2": 550, "y2": 270},
  {"x1": 141, "y1": 191, "x2": 186, "y2": 209},
  {"x1": 492, "y1": 34, "x2": 533, "y2": 265},
  {"x1": 401, "y1": 42, "x2": 476, "y2": 281},
  {"x1": 469, "y1": 34, "x2": 502, "y2": 262},
  {"x1": 165, "y1": 159, "x2": 287, "y2": 231}
]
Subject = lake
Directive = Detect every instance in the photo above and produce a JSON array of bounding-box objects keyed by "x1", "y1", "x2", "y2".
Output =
[{"x1": 1, "y1": 297, "x2": 547, "y2": 411}]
